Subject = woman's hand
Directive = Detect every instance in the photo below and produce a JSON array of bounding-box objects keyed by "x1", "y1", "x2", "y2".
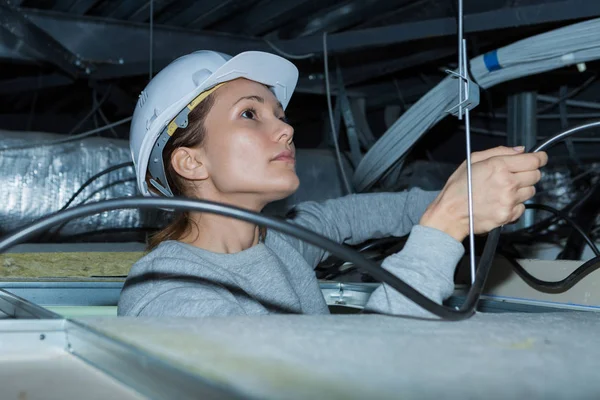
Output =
[{"x1": 420, "y1": 146, "x2": 548, "y2": 242}]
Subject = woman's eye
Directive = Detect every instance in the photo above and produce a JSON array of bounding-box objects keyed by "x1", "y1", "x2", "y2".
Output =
[
  {"x1": 280, "y1": 116, "x2": 290, "y2": 124},
  {"x1": 241, "y1": 109, "x2": 256, "y2": 119}
]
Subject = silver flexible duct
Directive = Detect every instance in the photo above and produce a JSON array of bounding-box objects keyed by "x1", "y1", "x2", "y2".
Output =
[{"x1": 0, "y1": 130, "x2": 142, "y2": 236}]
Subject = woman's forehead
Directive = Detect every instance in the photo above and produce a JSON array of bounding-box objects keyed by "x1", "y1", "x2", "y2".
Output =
[{"x1": 214, "y1": 78, "x2": 277, "y2": 105}]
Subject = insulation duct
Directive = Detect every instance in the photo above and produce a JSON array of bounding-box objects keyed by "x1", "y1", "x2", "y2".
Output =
[{"x1": 0, "y1": 130, "x2": 145, "y2": 237}]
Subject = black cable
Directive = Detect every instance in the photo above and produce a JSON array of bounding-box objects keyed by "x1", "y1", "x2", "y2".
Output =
[
  {"x1": 317, "y1": 237, "x2": 403, "y2": 280},
  {"x1": 356, "y1": 237, "x2": 403, "y2": 253},
  {"x1": 525, "y1": 203, "x2": 600, "y2": 257},
  {"x1": 538, "y1": 75, "x2": 598, "y2": 114},
  {"x1": 60, "y1": 162, "x2": 134, "y2": 211},
  {"x1": 557, "y1": 183, "x2": 600, "y2": 260},
  {"x1": 41, "y1": 162, "x2": 135, "y2": 243},
  {"x1": 503, "y1": 185, "x2": 595, "y2": 244},
  {"x1": 499, "y1": 250, "x2": 600, "y2": 293},
  {"x1": 0, "y1": 197, "x2": 500, "y2": 321},
  {"x1": 318, "y1": 237, "x2": 403, "y2": 279}
]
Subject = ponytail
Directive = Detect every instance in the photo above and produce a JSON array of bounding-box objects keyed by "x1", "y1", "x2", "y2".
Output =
[{"x1": 147, "y1": 212, "x2": 191, "y2": 251}]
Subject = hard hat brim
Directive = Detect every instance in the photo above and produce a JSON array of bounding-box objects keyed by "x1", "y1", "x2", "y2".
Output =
[{"x1": 200, "y1": 51, "x2": 299, "y2": 110}]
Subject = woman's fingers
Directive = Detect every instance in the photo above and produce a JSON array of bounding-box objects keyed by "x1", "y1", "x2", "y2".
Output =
[
  {"x1": 515, "y1": 186, "x2": 536, "y2": 204},
  {"x1": 471, "y1": 146, "x2": 525, "y2": 163},
  {"x1": 503, "y1": 152, "x2": 548, "y2": 173},
  {"x1": 509, "y1": 203, "x2": 527, "y2": 223},
  {"x1": 514, "y1": 169, "x2": 542, "y2": 188}
]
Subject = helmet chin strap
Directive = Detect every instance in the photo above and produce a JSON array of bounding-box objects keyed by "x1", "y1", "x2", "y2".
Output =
[{"x1": 149, "y1": 178, "x2": 173, "y2": 197}]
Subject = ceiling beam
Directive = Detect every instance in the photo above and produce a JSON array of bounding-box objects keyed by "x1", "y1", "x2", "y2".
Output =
[
  {"x1": 15, "y1": 9, "x2": 267, "y2": 79},
  {"x1": 217, "y1": 0, "x2": 336, "y2": 36},
  {"x1": 290, "y1": 0, "x2": 409, "y2": 38},
  {"x1": 0, "y1": 1, "x2": 90, "y2": 77},
  {"x1": 68, "y1": 0, "x2": 101, "y2": 15},
  {"x1": 159, "y1": 0, "x2": 249, "y2": 29},
  {"x1": 128, "y1": 0, "x2": 178, "y2": 23},
  {"x1": 342, "y1": 47, "x2": 457, "y2": 86},
  {"x1": 277, "y1": 0, "x2": 600, "y2": 54}
]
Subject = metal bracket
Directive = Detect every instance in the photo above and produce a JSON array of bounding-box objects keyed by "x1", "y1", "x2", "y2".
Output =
[{"x1": 445, "y1": 41, "x2": 480, "y2": 117}]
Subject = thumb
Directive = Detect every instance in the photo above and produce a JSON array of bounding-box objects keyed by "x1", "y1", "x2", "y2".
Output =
[{"x1": 471, "y1": 145, "x2": 525, "y2": 163}]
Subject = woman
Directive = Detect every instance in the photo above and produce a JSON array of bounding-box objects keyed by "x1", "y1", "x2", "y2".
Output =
[{"x1": 118, "y1": 50, "x2": 546, "y2": 318}]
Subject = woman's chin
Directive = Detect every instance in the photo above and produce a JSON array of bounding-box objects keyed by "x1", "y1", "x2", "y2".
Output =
[{"x1": 267, "y1": 175, "x2": 300, "y2": 201}]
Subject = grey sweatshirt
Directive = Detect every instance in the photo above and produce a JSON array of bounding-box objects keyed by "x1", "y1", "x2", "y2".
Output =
[{"x1": 118, "y1": 189, "x2": 465, "y2": 318}]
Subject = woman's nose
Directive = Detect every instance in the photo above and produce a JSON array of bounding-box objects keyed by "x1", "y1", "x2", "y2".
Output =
[{"x1": 276, "y1": 121, "x2": 294, "y2": 144}]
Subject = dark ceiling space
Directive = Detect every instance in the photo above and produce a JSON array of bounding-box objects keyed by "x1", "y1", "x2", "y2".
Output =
[{"x1": 1, "y1": 0, "x2": 600, "y2": 159}]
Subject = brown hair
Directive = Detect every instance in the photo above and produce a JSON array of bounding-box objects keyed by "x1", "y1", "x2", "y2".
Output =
[{"x1": 146, "y1": 91, "x2": 266, "y2": 250}]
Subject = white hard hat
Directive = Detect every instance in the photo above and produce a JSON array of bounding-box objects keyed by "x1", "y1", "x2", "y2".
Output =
[{"x1": 130, "y1": 50, "x2": 299, "y2": 197}]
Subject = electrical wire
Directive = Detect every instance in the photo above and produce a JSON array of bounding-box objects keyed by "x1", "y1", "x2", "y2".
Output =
[
  {"x1": 0, "y1": 116, "x2": 133, "y2": 152},
  {"x1": 264, "y1": 39, "x2": 315, "y2": 60},
  {"x1": 535, "y1": 166, "x2": 600, "y2": 197},
  {"x1": 531, "y1": 120, "x2": 600, "y2": 152},
  {"x1": 538, "y1": 95, "x2": 600, "y2": 111},
  {"x1": 463, "y1": 125, "x2": 600, "y2": 142},
  {"x1": 558, "y1": 85, "x2": 583, "y2": 166},
  {"x1": 499, "y1": 251, "x2": 600, "y2": 293},
  {"x1": 40, "y1": 162, "x2": 135, "y2": 243},
  {"x1": 505, "y1": 185, "x2": 595, "y2": 240},
  {"x1": 0, "y1": 197, "x2": 500, "y2": 321},
  {"x1": 491, "y1": 123, "x2": 600, "y2": 294},
  {"x1": 323, "y1": 31, "x2": 353, "y2": 194},
  {"x1": 59, "y1": 162, "x2": 135, "y2": 211},
  {"x1": 538, "y1": 75, "x2": 597, "y2": 114},
  {"x1": 318, "y1": 236, "x2": 404, "y2": 277},
  {"x1": 524, "y1": 203, "x2": 600, "y2": 257},
  {"x1": 93, "y1": 89, "x2": 119, "y2": 138},
  {"x1": 68, "y1": 86, "x2": 112, "y2": 135}
]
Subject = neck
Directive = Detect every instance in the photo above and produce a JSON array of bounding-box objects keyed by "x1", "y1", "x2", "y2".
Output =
[{"x1": 181, "y1": 192, "x2": 267, "y2": 254}]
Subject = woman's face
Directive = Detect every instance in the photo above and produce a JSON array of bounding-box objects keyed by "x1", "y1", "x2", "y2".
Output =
[{"x1": 200, "y1": 78, "x2": 299, "y2": 204}]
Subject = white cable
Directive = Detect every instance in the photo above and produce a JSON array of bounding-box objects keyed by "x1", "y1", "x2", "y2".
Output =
[
  {"x1": 0, "y1": 117, "x2": 133, "y2": 152},
  {"x1": 463, "y1": 125, "x2": 600, "y2": 142},
  {"x1": 323, "y1": 32, "x2": 353, "y2": 194},
  {"x1": 354, "y1": 17, "x2": 600, "y2": 191},
  {"x1": 68, "y1": 86, "x2": 111, "y2": 135},
  {"x1": 264, "y1": 39, "x2": 315, "y2": 60}
]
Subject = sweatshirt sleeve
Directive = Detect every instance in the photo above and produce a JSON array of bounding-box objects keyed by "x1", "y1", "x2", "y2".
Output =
[
  {"x1": 286, "y1": 188, "x2": 439, "y2": 268},
  {"x1": 364, "y1": 225, "x2": 464, "y2": 318}
]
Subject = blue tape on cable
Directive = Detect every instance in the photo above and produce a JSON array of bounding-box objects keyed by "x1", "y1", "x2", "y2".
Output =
[{"x1": 483, "y1": 50, "x2": 502, "y2": 72}]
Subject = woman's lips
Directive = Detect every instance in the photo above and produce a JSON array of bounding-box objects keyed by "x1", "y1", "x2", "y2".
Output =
[{"x1": 272, "y1": 150, "x2": 295, "y2": 163}]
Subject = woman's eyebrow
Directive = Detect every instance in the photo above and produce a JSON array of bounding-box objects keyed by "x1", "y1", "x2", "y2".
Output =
[
  {"x1": 233, "y1": 95, "x2": 284, "y2": 111},
  {"x1": 233, "y1": 95, "x2": 264, "y2": 106}
]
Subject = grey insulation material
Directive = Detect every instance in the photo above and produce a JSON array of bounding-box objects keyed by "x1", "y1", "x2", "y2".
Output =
[{"x1": 0, "y1": 130, "x2": 145, "y2": 235}]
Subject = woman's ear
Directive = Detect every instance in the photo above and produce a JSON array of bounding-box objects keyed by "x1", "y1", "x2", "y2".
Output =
[{"x1": 171, "y1": 147, "x2": 209, "y2": 181}]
